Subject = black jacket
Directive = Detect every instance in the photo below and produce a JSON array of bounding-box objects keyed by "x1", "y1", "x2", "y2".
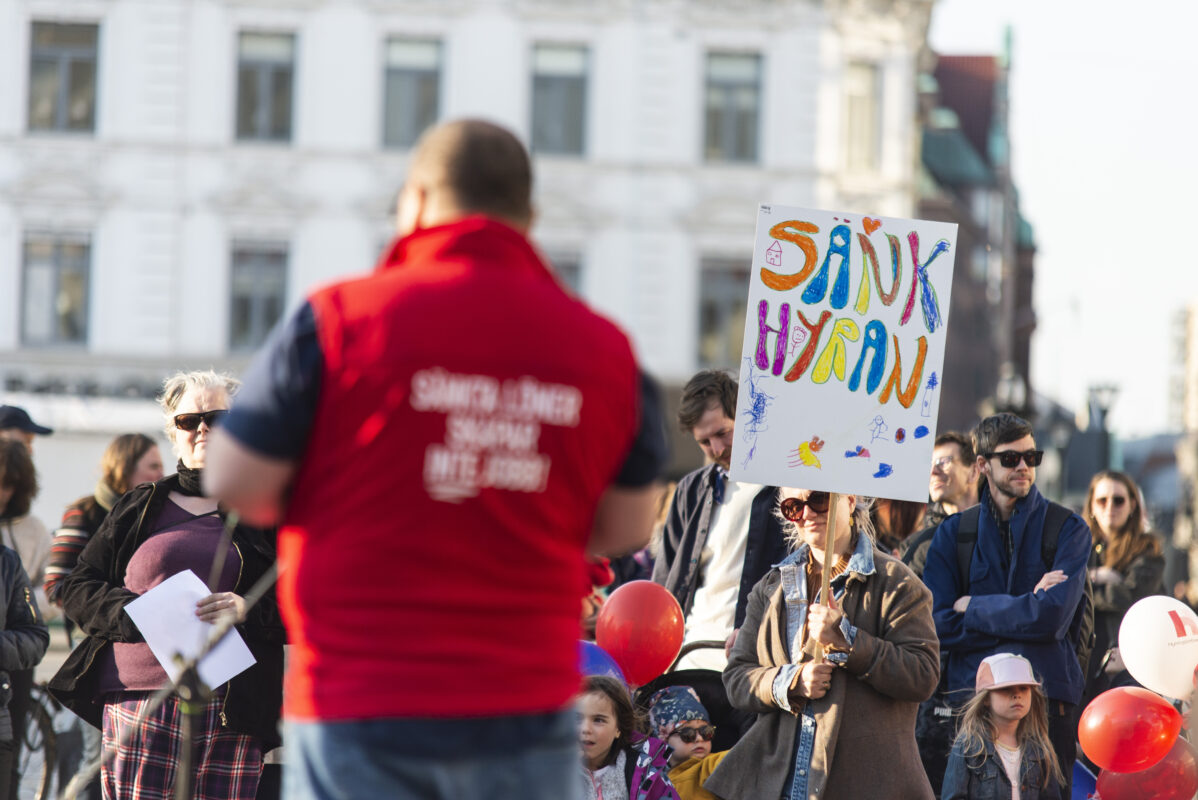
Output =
[
  {"x1": 651, "y1": 464, "x2": 787, "y2": 629},
  {"x1": 0, "y1": 546, "x2": 49, "y2": 741},
  {"x1": 47, "y1": 475, "x2": 286, "y2": 748}
]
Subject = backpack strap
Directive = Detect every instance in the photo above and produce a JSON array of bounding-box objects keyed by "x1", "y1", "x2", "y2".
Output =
[
  {"x1": 1039, "y1": 501, "x2": 1071, "y2": 570},
  {"x1": 955, "y1": 506, "x2": 982, "y2": 590}
]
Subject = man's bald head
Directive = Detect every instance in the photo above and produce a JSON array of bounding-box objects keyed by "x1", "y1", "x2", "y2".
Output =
[{"x1": 397, "y1": 119, "x2": 533, "y2": 234}]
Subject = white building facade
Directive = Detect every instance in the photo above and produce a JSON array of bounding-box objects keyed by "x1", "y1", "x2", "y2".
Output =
[{"x1": 2, "y1": 0, "x2": 935, "y2": 392}]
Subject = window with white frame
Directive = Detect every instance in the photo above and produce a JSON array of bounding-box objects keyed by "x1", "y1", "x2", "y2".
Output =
[
  {"x1": 229, "y1": 244, "x2": 288, "y2": 351},
  {"x1": 531, "y1": 44, "x2": 588, "y2": 156},
  {"x1": 236, "y1": 32, "x2": 295, "y2": 142},
  {"x1": 844, "y1": 61, "x2": 881, "y2": 171},
  {"x1": 547, "y1": 252, "x2": 582, "y2": 293},
  {"x1": 698, "y1": 258, "x2": 751, "y2": 368},
  {"x1": 22, "y1": 235, "x2": 91, "y2": 346},
  {"x1": 28, "y1": 22, "x2": 99, "y2": 133},
  {"x1": 704, "y1": 53, "x2": 761, "y2": 163},
  {"x1": 383, "y1": 38, "x2": 442, "y2": 149}
]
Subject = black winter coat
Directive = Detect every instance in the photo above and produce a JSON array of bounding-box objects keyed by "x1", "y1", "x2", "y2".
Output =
[
  {"x1": 0, "y1": 546, "x2": 49, "y2": 741},
  {"x1": 47, "y1": 475, "x2": 286, "y2": 748}
]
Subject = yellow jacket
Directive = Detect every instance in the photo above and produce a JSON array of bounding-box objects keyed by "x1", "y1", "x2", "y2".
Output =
[{"x1": 668, "y1": 751, "x2": 728, "y2": 800}]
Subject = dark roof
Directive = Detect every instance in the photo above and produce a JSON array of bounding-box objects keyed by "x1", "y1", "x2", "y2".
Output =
[
  {"x1": 922, "y1": 127, "x2": 992, "y2": 187},
  {"x1": 934, "y1": 56, "x2": 997, "y2": 167},
  {"x1": 1017, "y1": 213, "x2": 1036, "y2": 249}
]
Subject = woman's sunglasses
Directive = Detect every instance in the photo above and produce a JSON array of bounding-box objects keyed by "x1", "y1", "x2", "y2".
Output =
[
  {"x1": 780, "y1": 492, "x2": 831, "y2": 520},
  {"x1": 173, "y1": 410, "x2": 229, "y2": 432},
  {"x1": 670, "y1": 724, "x2": 716, "y2": 743},
  {"x1": 1094, "y1": 495, "x2": 1127, "y2": 508},
  {"x1": 983, "y1": 449, "x2": 1044, "y2": 469}
]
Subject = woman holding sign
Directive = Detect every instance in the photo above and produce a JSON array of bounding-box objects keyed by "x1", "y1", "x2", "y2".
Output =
[
  {"x1": 704, "y1": 490, "x2": 939, "y2": 800},
  {"x1": 48, "y1": 371, "x2": 285, "y2": 800}
]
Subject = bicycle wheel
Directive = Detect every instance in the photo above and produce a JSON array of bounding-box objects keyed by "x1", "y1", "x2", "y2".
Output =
[{"x1": 19, "y1": 699, "x2": 55, "y2": 800}]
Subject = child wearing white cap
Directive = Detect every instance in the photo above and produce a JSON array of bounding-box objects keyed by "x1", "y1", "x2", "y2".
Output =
[{"x1": 942, "y1": 653, "x2": 1063, "y2": 800}]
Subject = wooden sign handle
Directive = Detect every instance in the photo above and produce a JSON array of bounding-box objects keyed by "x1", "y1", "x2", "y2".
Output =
[{"x1": 812, "y1": 491, "x2": 842, "y2": 663}]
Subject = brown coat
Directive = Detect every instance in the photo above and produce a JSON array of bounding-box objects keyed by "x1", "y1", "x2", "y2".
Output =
[{"x1": 705, "y1": 547, "x2": 939, "y2": 800}]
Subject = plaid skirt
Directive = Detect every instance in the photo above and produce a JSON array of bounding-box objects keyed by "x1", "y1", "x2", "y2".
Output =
[{"x1": 101, "y1": 690, "x2": 263, "y2": 800}]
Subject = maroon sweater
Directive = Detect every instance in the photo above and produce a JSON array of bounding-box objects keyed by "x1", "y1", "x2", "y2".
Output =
[{"x1": 97, "y1": 500, "x2": 240, "y2": 692}]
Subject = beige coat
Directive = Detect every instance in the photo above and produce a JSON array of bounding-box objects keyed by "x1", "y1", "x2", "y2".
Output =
[{"x1": 705, "y1": 547, "x2": 939, "y2": 800}]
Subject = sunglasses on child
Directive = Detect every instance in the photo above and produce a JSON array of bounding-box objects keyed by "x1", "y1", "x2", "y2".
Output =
[
  {"x1": 670, "y1": 724, "x2": 716, "y2": 743},
  {"x1": 984, "y1": 449, "x2": 1044, "y2": 469},
  {"x1": 780, "y1": 492, "x2": 831, "y2": 520},
  {"x1": 173, "y1": 410, "x2": 229, "y2": 432}
]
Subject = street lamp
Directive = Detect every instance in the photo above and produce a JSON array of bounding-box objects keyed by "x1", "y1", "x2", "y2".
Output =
[
  {"x1": 1088, "y1": 383, "x2": 1119, "y2": 469},
  {"x1": 995, "y1": 361, "x2": 1027, "y2": 414}
]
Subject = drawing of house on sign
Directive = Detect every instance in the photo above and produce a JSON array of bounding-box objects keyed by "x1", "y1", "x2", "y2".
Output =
[{"x1": 765, "y1": 240, "x2": 783, "y2": 267}]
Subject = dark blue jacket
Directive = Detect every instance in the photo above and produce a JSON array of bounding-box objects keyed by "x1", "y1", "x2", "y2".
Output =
[
  {"x1": 923, "y1": 484, "x2": 1091, "y2": 705},
  {"x1": 651, "y1": 464, "x2": 786, "y2": 629}
]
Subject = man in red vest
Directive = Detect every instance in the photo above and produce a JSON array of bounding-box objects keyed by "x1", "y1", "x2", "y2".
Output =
[{"x1": 206, "y1": 119, "x2": 666, "y2": 800}]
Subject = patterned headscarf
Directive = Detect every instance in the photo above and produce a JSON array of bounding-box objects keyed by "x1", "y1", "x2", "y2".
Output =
[{"x1": 647, "y1": 686, "x2": 709, "y2": 738}]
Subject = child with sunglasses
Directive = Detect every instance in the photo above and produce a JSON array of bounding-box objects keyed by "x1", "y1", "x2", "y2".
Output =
[
  {"x1": 578, "y1": 676, "x2": 679, "y2": 800},
  {"x1": 647, "y1": 687, "x2": 726, "y2": 800}
]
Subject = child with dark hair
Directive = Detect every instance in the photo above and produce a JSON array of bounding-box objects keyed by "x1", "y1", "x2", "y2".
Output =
[
  {"x1": 646, "y1": 686, "x2": 726, "y2": 800},
  {"x1": 578, "y1": 676, "x2": 679, "y2": 800}
]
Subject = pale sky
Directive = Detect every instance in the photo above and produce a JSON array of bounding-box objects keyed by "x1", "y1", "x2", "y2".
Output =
[{"x1": 928, "y1": 0, "x2": 1198, "y2": 438}]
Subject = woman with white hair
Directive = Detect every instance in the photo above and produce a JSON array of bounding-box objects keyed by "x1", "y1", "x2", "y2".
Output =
[
  {"x1": 704, "y1": 490, "x2": 940, "y2": 800},
  {"x1": 48, "y1": 370, "x2": 285, "y2": 800}
]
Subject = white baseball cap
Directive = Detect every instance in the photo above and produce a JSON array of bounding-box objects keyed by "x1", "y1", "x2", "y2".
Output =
[{"x1": 976, "y1": 653, "x2": 1041, "y2": 692}]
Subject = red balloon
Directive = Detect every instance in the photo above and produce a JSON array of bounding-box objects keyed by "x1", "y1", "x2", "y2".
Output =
[
  {"x1": 1097, "y1": 738, "x2": 1198, "y2": 800},
  {"x1": 1079, "y1": 687, "x2": 1181, "y2": 773},
  {"x1": 595, "y1": 581, "x2": 684, "y2": 685}
]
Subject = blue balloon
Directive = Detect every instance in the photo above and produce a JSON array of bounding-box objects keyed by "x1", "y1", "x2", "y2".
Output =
[{"x1": 580, "y1": 640, "x2": 626, "y2": 682}]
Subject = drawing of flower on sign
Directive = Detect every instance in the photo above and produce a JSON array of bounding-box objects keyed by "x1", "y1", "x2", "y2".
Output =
[{"x1": 788, "y1": 436, "x2": 824, "y2": 469}]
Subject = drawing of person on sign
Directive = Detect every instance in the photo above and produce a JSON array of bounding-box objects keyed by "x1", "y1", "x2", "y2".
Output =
[{"x1": 870, "y1": 415, "x2": 889, "y2": 443}]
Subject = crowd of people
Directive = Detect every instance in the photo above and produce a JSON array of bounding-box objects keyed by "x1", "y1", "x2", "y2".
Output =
[
  {"x1": 0, "y1": 117, "x2": 1180, "y2": 800},
  {"x1": 593, "y1": 370, "x2": 1172, "y2": 800}
]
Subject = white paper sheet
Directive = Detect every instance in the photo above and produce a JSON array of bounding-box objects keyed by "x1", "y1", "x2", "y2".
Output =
[{"x1": 123, "y1": 569, "x2": 257, "y2": 688}]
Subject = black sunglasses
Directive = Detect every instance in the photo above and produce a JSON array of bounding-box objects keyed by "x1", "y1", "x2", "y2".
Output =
[
  {"x1": 780, "y1": 492, "x2": 831, "y2": 520},
  {"x1": 984, "y1": 449, "x2": 1043, "y2": 469},
  {"x1": 1094, "y1": 495, "x2": 1127, "y2": 508},
  {"x1": 173, "y1": 410, "x2": 229, "y2": 432},
  {"x1": 671, "y1": 724, "x2": 716, "y2": 743}
]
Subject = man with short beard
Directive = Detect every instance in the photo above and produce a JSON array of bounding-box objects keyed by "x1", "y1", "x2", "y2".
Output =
[
  {"x1": 923, "y1": 413, "x2": 1091, "y2": 798},
  {"x1": 652, "y1": 370, "x2": 787, "y2": 671}
]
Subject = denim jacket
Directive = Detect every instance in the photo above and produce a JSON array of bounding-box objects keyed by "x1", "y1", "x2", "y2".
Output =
[{"x1": 942, "y1": 737, "x2": 1061, "y2": 800}]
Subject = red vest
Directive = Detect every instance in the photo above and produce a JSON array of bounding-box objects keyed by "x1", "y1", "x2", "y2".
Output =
[{"x1": 280, "y1": 217, "x2": 640, "y2": 720}]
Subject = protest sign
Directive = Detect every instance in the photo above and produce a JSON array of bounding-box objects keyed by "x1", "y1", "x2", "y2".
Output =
[{"x1": 729, "y1": 204, "x2": 958, "y2": 502}]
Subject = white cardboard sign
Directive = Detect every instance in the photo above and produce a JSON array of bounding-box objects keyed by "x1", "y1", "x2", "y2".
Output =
[{"x1": 728, "y1": 204, "x2": 958, "y2": 502}]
